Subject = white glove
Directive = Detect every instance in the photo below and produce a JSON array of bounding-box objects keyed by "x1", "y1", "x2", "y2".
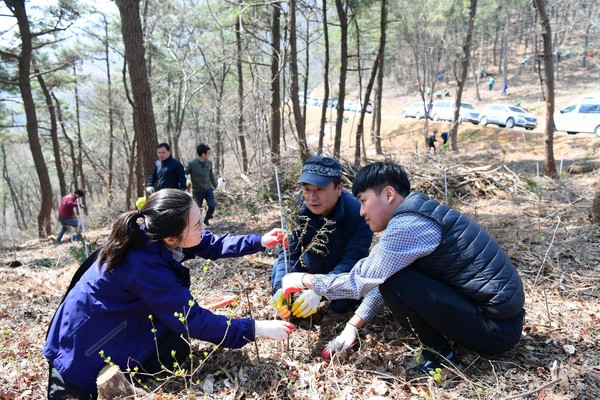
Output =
[
  {"x1": 282, "y1": 272, "x2": 306, "y2": 296},
  {"x1": 270, "y1": 288, "x2": 291, "y2": 318},
  {"x1": 322, "y1": 322, "x2": 358, "y2": 359},
  {"x1": 291, "y1": 289, "x2": 321, "y2": 318},
  {"x1": 146, "y1": 186, "x2": 155, "y2": 194},
  {"x1": 254, "y1": 320, "x2": 295, "y2": 340},
  {"x1": 260, "y1": 228, "x2": 289, "y2": 249}
]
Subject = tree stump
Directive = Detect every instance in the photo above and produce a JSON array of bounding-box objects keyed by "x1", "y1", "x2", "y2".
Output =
[
  {"x1": 592, "y1": 190, "x2": 600, "y2": 224},
  {"x1": 96, "y1": 364, "x2": 148, "y2": 399},
  {"x1": 567, "y1": 163, "x2": 596, "y2": 174}
]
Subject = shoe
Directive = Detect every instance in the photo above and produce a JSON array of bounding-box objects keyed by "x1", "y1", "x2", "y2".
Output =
[
  {"x1": 414, "y1": 351, "x2": 463, "y2": 375},
  {"x1": 204, "y1": 221, "x2": 211, "y2": 227}
]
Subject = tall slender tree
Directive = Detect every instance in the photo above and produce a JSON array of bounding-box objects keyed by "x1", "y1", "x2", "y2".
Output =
[
  {"x1": 115, "y1": 0, "x2": 158, "y2": 197},
  {"x1": 450, "y1": 0, "x2": 477, "y2": 151},
  {"x1": 270, "y1": 2, "x2": 282, "y2": 165},
  {"x1": 2, "y1": 0, "x2": 55, "y2": 237},
  {"x1": 289, "y1": 0, "x2": 310, "y2": 161},
  {"x1": 235, "y1": 9, "x2": 249, "y2": 172},
  {"x1": 532, "y1": 0, "x2": 556, "y2": 178},
  {"x1": 333, "y1": 0, "x2": 349, "y2": 158}
]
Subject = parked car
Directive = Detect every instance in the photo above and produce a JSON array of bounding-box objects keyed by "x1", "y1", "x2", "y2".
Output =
[
  {"x1": 554, "y1": 94, "x2": 600, "y2": 137},
  {"x1": 430, "y1": 100, "x2": 480, "y2": 124},
  {"x1": 401, "y1": 101, "x2": 432, "y2": 119},
  {"x1": 479, "y1": 104, "x2": 537, "y2": 130},
  {"x1": 308, "y1": 97, "x2": 323, "y2": 107},
  {"x1": 344, "y1": 100, "x2": 373, "y2": 114}
]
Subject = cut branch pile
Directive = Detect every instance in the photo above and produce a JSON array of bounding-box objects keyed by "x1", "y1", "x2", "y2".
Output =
[{"x1": 409, "y1": 162, "x2": 525, "y2": 201}]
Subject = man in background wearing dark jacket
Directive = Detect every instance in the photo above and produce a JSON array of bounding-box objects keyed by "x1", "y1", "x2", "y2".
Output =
[
  {"x1": 146, "y1": 143, "x2": 186, "y2": 193},
  {"x1": 281, "y1": 161, "x2": 525, "y2": 372},
  {"x1": 185, "y1": 144, "x2": 218, "y2": 226},
  {"x1": 271, "y1": 156, "x2": 373, "y2": 319}
]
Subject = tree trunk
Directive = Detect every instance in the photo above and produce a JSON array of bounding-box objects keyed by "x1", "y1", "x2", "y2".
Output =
[
  {"x1": 5, "y1": 0, "x2": 53, "y2": 238},
  {"x1": 592, "y1": 190, "x2": 600, "y2": 224},
  {"x1": 373, "y1": 0, "x2": 387, "y2": 156},
  {"x1": 115, "y1": 0, "x2": 158, "y2": 196},
  {"x1": 52, "y1": 93, "x2": 78, "y2": 189},
  {"x1": 289, "y1": 0, "x2": 310, "y2": 161},
  {"x1": 532, "y1": 0, "x2": 557, "y2": 178},
  {"x1": 318, "y1": 0, "x2": 330, "y2": 156},
  {"x1": 450, "y1": 0, "x2": 477, "y2": 152},
  {"x1": 270, "y1": 2, "x2": 282, "y2": 165},
  {"x1": 333, "y1": 0, "x2": 349, "y2": 159},
  {"x1": 235, "y1": 11, "x2": 249, "y2": 172},
  {"x1": 103, "y1": 14, "x2": 115, "y2": 207},
  {"x1": 73, "y1": 64, "x2": 86, "y2": 194},
  {"x1": 34, "y1": 62, "x2": 67, "y2": 197},
  {"x1": 1, "y1": 144, "x2": 27, "y2": 230},
  {"x1": 355, "y1": 51, "x2": 380, "y2": 167}
]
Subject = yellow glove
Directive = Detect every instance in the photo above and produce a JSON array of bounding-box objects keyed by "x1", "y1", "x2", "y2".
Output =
[
  {"x1": 291, "y1": 289, "x2": 321, "y2": 318},
  {"x1": 270, "y1": 288, "x2": 291, "y2": 319}
]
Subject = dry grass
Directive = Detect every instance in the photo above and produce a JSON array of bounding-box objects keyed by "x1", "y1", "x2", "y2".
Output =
[{"x1": 2, "y1": 70, "x2": 600, "y2": 398}]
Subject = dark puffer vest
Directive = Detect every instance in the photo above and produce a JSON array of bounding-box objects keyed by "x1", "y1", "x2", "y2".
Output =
[{"x1": 396, "y1": 192, "x2": 524, "y2": 319}]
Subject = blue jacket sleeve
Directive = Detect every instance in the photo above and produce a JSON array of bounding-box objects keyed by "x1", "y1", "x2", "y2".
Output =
[
  {"x1": 185, "y1": 231, "x2": 264, "y2": 260},
  {"x1": 328, "y1": 216, "x2": 373, "y2": 276},
  {"x1": 177, "y1": 161, "x2": 186, "y2": 189},
  {"x1": 147, "y1": 162, "x2": 157, "y2": 187},
  {"x1": 131, "y1": 258, "x2": 255, "y2": 348}
]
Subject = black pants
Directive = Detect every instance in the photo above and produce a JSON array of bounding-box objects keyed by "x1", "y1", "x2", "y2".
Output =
[
  {"x1": 48, "y1": 329, "x2": 190, "y2": 399},
  {"x1": 380, "y1": 268, "x2": 524, "y2": 358}
]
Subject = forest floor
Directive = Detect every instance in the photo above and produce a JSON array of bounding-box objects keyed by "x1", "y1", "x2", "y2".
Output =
[{"x1": 1, "y1": 63, "x2": 600, "y2": 399}]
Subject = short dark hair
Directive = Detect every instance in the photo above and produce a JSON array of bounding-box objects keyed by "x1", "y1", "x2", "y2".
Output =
[
  {"x1": 157, "y1": 142, "x2": 171, "y2": 151},
  {"x1": 74, "y1": 189, "x2": 85, "y2": 197},
  {"x1": 352, "y1": 161, "x2": 410, "y2": 198},
  {"x1": 197, "y1": 144, "x2": 210, "y2": 157}
]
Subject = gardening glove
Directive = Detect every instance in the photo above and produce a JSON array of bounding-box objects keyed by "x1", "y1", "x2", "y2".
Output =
[
  {"x1": 260, "y1": 228, "x2": 289, "y2": 249},
  {"x1": 270, "y1": 288, "x2": 291, "y2": 318},
  {"x1": 291, "y1": 289, "x2": 321, "y2": 318},
  {"x1": 254, "y1": 320, "x2": 295, "y2": 340},
  {"x1": 145, "y1": 186, "x2": 155, "y2": 194},
  {"x1": 322, "y1": 322, "x2": 358, "y2": 359},
  {"x1": 282, "y1": 272, "x2": 307, "y2": 296}
]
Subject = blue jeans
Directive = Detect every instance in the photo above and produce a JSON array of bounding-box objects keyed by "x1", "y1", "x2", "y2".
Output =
[
  {"x1": 56, "y1": 218, "x2": 81, "y2": 243},
  {"x1": 193, "y1": 190, "x2": 215, "y2": 223}
]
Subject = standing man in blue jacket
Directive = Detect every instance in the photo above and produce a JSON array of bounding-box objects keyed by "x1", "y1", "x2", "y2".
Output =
[
  {"x1": 146, "y1": 142, "x2": 186, "y2": 193},
  {"x1": 271, "y1": 156, "x2": 373, "y2": 318},
  {"x1": 281, "y1": 161, "x2": 525, "y2": 372}
]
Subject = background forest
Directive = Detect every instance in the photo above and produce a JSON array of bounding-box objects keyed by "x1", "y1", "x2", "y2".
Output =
[
  {"x1": 1, "y1": 0, "x2": 598, "y2": 240},
  {"x1": 1, "y1": 0, "x2": 600, "y2": 399}
]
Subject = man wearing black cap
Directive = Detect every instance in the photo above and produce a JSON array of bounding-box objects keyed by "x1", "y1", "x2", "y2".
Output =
[{"x1": 270, "y1": 156, "x2": 373, "y2": 318}]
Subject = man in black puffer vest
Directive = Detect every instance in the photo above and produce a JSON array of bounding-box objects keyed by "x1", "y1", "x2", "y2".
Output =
[{"x1": 280, "y1": 161, "x2": 525, "y2": 374}]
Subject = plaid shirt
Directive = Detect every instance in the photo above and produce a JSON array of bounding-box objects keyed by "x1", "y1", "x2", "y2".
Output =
[{"x1": 312, "y1": 212, "x2": 441, "y2": 322}]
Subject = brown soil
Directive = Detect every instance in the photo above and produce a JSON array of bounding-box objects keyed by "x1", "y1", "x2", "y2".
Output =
[{"x1": 2, "y1": 81, "x2": 600, "y2": 398}]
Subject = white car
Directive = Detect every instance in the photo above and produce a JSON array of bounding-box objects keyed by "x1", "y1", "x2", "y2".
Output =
[
  {"x1": 553, "y1": 96, "x2": 600, "y2": 137},
  {"x1": 401, "y1": 101, "x2": 432, "y2": 119},
  {"x1": 431, "y1": 100, "x2": 480, "y2": 124},
  {"x1": 479, "y1": 104, "x2": 537, "y2": 130}
]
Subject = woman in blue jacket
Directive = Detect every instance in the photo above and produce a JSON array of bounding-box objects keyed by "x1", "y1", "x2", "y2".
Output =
[{"x1": 45, "y1": 189, "x2": 293, "y2": 399}]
